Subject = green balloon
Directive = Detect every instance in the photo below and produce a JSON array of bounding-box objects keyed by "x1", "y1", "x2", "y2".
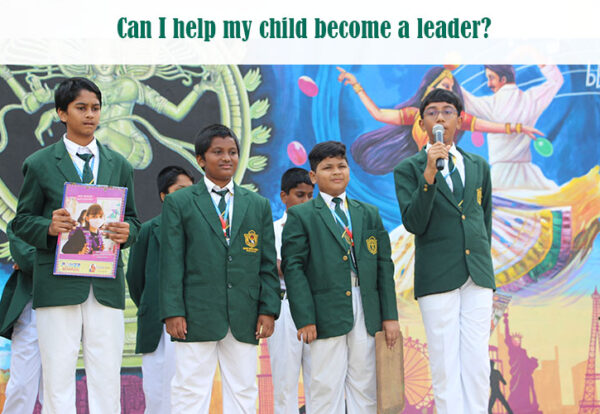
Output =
[{"x1": 533, "y1": 137, "x2": 553, "y2": 157}]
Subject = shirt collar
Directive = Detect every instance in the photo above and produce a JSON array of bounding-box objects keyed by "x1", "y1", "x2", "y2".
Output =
[
  {"x1": 319, "y1": 191, "x2": 347, "y2": 208},
  {"x1": 425, "y1": 142, "x2": 461, "y2": 158},
  {"x1": 63, "y1": 134, "x2": 99, "y2": 159},
  {"x1": 204, "y1": 175, "x2": 234, "y2": 194}
]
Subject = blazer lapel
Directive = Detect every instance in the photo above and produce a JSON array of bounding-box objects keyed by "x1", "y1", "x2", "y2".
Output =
[
  {"x1": 315, "y1": 195, "x2": 346, "y2": 251},
  {"x1": 347, "y1": 198, "x2": 363, "y2": 257},
  {"x1": 96, "y1": 142, "x2": 114, "y2": 185},
  {"x1": 192, "y1": 183, "x2": 228, "y2": 248},
  {"x1": 417, "y1": 147, "x2": 461, "y2": 212},
  {"x1": 459, "y1": 148, "x2": 476, "y2": 208},
  {"x1": 229, "y1": 185, "x2": 248, "y2": 245},
  {"x1": 152, "y1": 215, "x2": 161, "y2": 246},
  {"x1": 436, "y1": 171, "x2": 462, "y2": 212},
  {"x1": 54, "y1": 140, "x2": 83, "y2": 184}
]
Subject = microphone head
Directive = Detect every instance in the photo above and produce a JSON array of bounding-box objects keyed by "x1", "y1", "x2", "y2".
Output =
[{"x1": 433, "y1": 124, "x2": 445, "y2": 142}]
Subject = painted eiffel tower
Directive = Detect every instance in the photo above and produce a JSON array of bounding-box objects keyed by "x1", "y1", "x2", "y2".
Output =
[{"x1": 579, "y1": 287, "x2": 600, "y2": 414}]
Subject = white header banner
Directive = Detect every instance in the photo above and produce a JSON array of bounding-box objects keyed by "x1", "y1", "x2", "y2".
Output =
[{"x1": 0, "y1": 0, "x2": 598, "y2": 63}]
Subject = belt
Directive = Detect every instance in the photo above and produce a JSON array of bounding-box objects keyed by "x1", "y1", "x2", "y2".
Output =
[
  {"x1": 351, "y1": 275, "x2": 360, "y2": 287},
  {"x1": 280, "y1": 289, "x2": 287, "y2": 300}
]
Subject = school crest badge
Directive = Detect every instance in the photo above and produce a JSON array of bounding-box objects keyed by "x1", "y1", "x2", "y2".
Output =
[
  {"x1": 477, "y1": 187, "x2": 483, "y2": 205},
  {"x1": 243, "y1": 230, "x2": 259, "y2": 253},
  {"x1": 366, "y1": 236, "x2": 377, "y2": 255}
]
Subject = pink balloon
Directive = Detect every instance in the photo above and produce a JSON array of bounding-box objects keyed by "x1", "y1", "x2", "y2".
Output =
[
  {"x1": 287, "y1": 141, "x2": 307, "y2": 166},
  {"x1": 298, "y1": 75, "x2": 319, "y2": 97},
  {"x1": 471, "y1": 131, "x2": 485, "y2": 147}
]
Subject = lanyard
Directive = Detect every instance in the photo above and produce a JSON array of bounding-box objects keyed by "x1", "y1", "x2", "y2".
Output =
[
  {"x1": 330, "y1": 198, "x2": 353, "y2": 247},
  {"x1": 210, "y1": 191, "x2": 232, "y2": 243},
  {"x1": 69, "y1": 153, "x2": 96, "y2": 184},
  {"x1": 330, "y1": 198, "x2": 358, "y2": 271},
  {"x1": 442, "y1": 156, "x2": 458, "y2": 180}
]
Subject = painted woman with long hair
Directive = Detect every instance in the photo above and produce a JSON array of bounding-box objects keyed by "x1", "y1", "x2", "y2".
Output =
[{"x1": 337, "y1": 66, "x2": 541, "y2": 175}]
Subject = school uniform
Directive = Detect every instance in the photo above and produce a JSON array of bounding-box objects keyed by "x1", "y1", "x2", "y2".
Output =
[
  {"x1": 160, "y1": 176, "x2": 280, "y2": 414},
  {"x1": 0, "y1": 220, "x2": 42, "y2": 413},
  {"x1": 281, "y1": 192, "x2": 398, "y2": 414},
  {"x1": 13, "y1": 136, "x2": 140, "y2": 414},
  {"x1": 267, "y1": 212, "x2": 312, "y2": 414},
  {"x1": 394, "y1": 145, "x2": 495, "y2": 414},
  {"x1": 126, "y1": 215, "x2": 175, "y2": 414}
]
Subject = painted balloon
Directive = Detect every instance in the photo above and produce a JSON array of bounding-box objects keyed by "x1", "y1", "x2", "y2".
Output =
[
  {"x1": 298, "y1": 76, "x2": 319, "y2": 97},
  {"x1": 287, "y1": 141, "x2": 307, "y2": 165},
  {"x1": 471, "y1": 131, "x2": 485, "y2": 147},
  {"x1": 533, "y1": 137, "x2": 553, "y2": 157}
]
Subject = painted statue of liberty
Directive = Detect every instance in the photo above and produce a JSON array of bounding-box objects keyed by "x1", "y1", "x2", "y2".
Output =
[{"x1": 0, "y1": 64, "x2": 271, "y2": 255}]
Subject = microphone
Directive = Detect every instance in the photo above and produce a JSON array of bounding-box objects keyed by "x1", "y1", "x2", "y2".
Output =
[{"x1": 433, "y1": 124, "x2": 445, "y2": 171}]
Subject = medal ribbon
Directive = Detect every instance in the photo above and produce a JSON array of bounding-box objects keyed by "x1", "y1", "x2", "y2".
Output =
[{"x1": 211, "y1": 192, "x2": 232, "y2": 244}]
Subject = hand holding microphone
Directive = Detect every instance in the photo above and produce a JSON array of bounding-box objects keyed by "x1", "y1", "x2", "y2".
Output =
[
  {"x1": 423, "y1": 124, "x2": 450, "y2": 184},
  {"x1": 433, "y1": 124, "x2": 445, "y2": 171}
]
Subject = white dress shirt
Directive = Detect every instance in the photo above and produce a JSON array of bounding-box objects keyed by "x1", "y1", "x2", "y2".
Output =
[
  {"x1": 204, "y1": 175, "x2": 235, "y2": 231},
  {"x1": 63, "y1": 135, "x2": 100, "y2": 183},
  {"x1": 319, "y1": 191, "x2": 349, "y2": 216},
  {"x1": 425, "y1": 143, "x2": 465, "y2": 191}
]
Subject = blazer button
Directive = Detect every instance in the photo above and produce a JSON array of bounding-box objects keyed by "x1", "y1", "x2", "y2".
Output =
[
  {"x1": 343, "y1": 255, "x2": 348, "y2": 261},
  {"x1": 228, "y1": 256, "x2": 233, "y2": 262},
  {"x1": 346, "y1": 290, "x2": 352, "y2": 296},
  {"x1": 465, "y1": 249, "x2": 471, "y2": 255},
  {"x1": 461, "y1": 214, "x2": 466, "y2": 220},
  {"x1": 227, "y1": 282, "x2": 233, "y2": 289}
]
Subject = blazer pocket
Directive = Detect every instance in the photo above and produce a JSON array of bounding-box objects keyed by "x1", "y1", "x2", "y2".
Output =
[{"x1": 363, "y1": 230, "x2": 378, "y2": 257}]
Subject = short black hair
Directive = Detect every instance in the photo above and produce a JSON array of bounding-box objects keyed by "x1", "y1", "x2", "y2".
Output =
[
  {"x1": 281, "y1": 167, "x2": 313, "y2": 193},
  {"x1": 55, "y1": 77, "x2": 102, "y2": 113},
  {"x1": 484, "y1": 65, "x2": 516, "y2": 83},
  {"x1": 194, "y1": 124, "x2": 240, "y2": 158},
  {"x1": 157, "y1": 165, "x2": 194, "y2": 197},
  {"x1": 419, "y1": 88, "x2": 464, "y2": 118},
  {"x1": 308, "y1": 141, "x2": 347, "y2": 172}
]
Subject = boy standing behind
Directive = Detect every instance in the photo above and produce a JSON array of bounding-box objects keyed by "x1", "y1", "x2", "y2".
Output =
[
  {"x1": 268, "y1": 167, "x2": 314, "y2": 414},
  {"x1": 159, "y1": 124, "x2": 280, "y2": 413},
  {"x1": 0, "y1": 220, "x2": 42, "y2": 413},
  {"x1": 282, "y1": 141, "x2": 400, "y2": 413},
  {"x1": 126, "y1": 165, "x2": 194, "y2": 414},
  {"x1": 13, "y1": 77, "x2": 140, "y2": 414}
]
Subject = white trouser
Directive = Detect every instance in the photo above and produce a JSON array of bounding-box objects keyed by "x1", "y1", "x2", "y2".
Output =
[
  {"x1": 418, "y1": 277, "x2": 493, "y2": 414},
  {"x1": 36, "y1": 286, "x2": 124, "y2": 414},
  {"x1": 3, "y1": 300, "x2": 43, "y2": 414},
  {"x1": 267, "y1": 297, "x2": 311, "y2": 414},
  {"x1": 142, "y1": 326, "x2": 176, "y2": 414},
  {"x1": 171, "y1": 329, "x2": 258, "y2": 414},
  {"x1": 309, "y1": 286, "x2": 376, "y2": 414}
]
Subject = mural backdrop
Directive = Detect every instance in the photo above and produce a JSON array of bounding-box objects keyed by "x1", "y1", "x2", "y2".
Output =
[{"x1": 0, "y1": 64, "x2": 598, "y2": 413}]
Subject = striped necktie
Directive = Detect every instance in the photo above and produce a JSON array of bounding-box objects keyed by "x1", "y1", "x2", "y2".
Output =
[{"x1": 76, "y1": 153, "x2": 94, "y2": 184}]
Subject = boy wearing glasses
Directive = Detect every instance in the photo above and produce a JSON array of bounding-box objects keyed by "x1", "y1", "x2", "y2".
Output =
[{"x1": 394, "y1": 88, "x2": 495, "y2": 414}]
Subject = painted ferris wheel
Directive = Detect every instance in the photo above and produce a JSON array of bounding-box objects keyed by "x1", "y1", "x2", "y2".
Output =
[{"x1": 402, "y1": 335, "x2": 435, "y2": 412}]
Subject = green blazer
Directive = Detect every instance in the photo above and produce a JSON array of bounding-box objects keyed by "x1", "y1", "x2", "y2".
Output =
[
  {"x1": 394, "y1": 147, "x2": 495, "y2": 298},
  {"x1": 159, "y1": 182, "x2": 280, "y2": 345},
  {"x1": 126, "y1": 215, "x2": 163, "y2": 354},
  {"x1": 281, "y1": 195, "x2": 398, "y2": 339},
  {"x1": 13, "y1": 139, "x2": 140, "y2": 309},
  {"x1": 0, "y1": 220, "x2": 35, "y2": 339}
]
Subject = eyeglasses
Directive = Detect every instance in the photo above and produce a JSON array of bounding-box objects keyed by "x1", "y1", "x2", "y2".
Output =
[{"x1": 423, "y1": 108, "x2": 458, "y2": 118}]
